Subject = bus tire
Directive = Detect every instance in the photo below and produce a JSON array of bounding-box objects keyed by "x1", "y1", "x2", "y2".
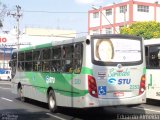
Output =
[
  {"x1": 127, "y1": 104, "x2": 140, "y2": 107},
  {"x1": 18, "y1": 86, "x2": 25, "y2": 102},
  {"x1": 48, "y1": 90, "x2": 58, "y2": 113}
]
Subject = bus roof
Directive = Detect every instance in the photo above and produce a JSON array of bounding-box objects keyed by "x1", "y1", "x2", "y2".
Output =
[
  {"x1": 144, "y1": 38, "x2": 160, "y2": 46},
  {"x1": 14, "y1": 36, "x2": 87, "y2": 52}
]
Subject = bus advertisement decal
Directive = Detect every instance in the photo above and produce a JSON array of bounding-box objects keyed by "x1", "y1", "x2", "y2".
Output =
[
  {"x1": 45, "y1": 75, "x2": 55, "y2": 84},
  {"x1": 108, "y1": 68, "x2": 130, "y2": 77}
]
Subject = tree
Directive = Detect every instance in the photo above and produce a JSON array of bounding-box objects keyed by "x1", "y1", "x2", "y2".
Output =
[
  {"x1": 120, "y1": 21, "x2": 160, "y2": 39},
  {"x1": 0, "y1": 2, "x2": 7, "y2": 28}
]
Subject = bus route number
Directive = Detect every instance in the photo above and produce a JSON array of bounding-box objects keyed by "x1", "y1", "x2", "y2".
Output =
[{"x1": 74, "y1": 79, "x2": 81, "y2": 84}]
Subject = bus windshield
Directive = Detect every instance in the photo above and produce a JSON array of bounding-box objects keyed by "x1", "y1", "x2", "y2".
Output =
[{"x1": 93, "y1": 38, "x2": 142, "y2": 63}]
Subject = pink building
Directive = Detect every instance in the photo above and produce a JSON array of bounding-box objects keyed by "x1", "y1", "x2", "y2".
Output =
[{"x1": 88, "y1": 0, "x2": 160, "y2": 35}]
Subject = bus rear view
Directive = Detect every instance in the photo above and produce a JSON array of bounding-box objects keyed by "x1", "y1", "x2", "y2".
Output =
[{"x1": 87, "y1": 34, "x2": 146, "y2": 107}]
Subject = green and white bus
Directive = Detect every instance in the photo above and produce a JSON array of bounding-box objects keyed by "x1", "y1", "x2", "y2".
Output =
[
  {"x1": 10, "y1": 34, "x2": 146, "y2": 112},
  {"x1": 144, "y1": 38, "x2": 160, "y2": 100}
]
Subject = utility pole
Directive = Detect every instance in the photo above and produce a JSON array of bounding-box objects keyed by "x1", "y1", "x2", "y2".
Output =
[
  {"x1": 7, "y1": 5, "x2": 22, "y2": 69},
  {"x1": 7, "y1": 5, "x2": 22, "y2": 49}
]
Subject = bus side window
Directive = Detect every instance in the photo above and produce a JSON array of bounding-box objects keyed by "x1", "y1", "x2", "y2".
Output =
[
  {"x1": 42, "y1": 61, "x2": 50, "y2": 72},
  {"x1": 25, "y1": 51, "x2": 33, "y2": 71},
  {"x1": 42, "y1": 49, "x2": 51, "y2": 72},
  {"x1": 51, "y1": 60, "x2": 61, "y2": 72},
  {"x1": 62, "y1": 45, "x2": 74, "y2": 73},
  {"x1": 145, "y1": 46, "x2": 149, "y2": 68},
  {"x1": 18, "y1": 52, "x2": 25, "y2": 71},
  {"x1": 52, "y1": 47, "x2": 61, "y2": 59},
  {"x1": 33, "y1": 50, "x2": 41, "y2": 71},
  {"x1": 51, "y1": 47, "x2": 61, "y2": 72},
  {"x1": 33, "y1": 51, "x2": 41, "y2": 60},
  {"x1": 43, "y1": 49, "x2": 51, "y2": 60},
  {"x1": 74, "y1": 43, "x2": 83, "y2": 74},
  {"x1": 148, "y1": 46, "x2": 160, "y2": 69},
  {"x1": 11, "y1": 52, "x2": 17, "y2": 78}
]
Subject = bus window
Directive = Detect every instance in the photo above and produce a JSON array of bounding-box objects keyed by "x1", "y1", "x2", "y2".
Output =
[
  {"x1": 145, "y1": 46, "x2": 149, "y2": 68},
  {"x1": 11, "y1": 53, "x2": 17, "y2": 78},
  {"x1": 148, "y1": 46, "x2": 160, "y2": 68},
  {"x1": 51, "y1": 47, "x2": 61, "y2": 72},
  {"x1": 63, "y1": 45, "x2": 74, "y2": 59},
  {"x1": 42, "y1": 61, "x2": 50, "y2": 72},
  {"x1": 18, "y1": 52, "x2": 25, "y2": 71},
  {"x1": 25, "y1": 62, "x2": 32, "y2": 71},
  {"x1": 62, "y1": 45, "x2": 74, "y2": 73},
  {"x1": 43, "y1": 49, "x2": 51, "y2": 60},
  {"x1": 52, "y1": 47, "x2": 61, "y2": 59},
  {"x1": 51, "y1": 60, "x2": 61, "y2": 72},
  {"x1": 25, "y1": 52, "x2": 32, "y2": 61},
  {"x1": 18, "y1": 52, "x2": 24, "y2": 61},
  {"x1": 74, "y1": 43, "x2": 83, "y2": 74},
  {"x1": 25, "y1": 51, "x2": 33, "y2": 71},
  {"x1": 33, "y1": 51, "x2": 41, "y2": 60}
]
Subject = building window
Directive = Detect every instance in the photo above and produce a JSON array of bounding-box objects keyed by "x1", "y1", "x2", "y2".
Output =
[
  {"x1": 137, "y1": 5, "x2": 149, "y2": 12},
  {"x1": 106, "y1": 28, "x2": 112, "y2": 34},
  {"x1": 120, "y1": 5, "x2": 127, "y2": 13},
  {"x1": 93, "y1": 12, "x2": 99, "y2": 18},
  {"x1": 106, "y1": 9, "x2": 112, "y2": 16},
  {"x1": 92, "y1": 30, "x2": 99, "y2": 35}
]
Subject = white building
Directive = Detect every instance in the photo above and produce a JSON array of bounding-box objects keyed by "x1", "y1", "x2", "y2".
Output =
[
  {"x1": 0, "y1": 28, "x2": 76, "y2": 69},
  {"x1": 88, "y1": 0, "x2": 160, "y2": 35}
]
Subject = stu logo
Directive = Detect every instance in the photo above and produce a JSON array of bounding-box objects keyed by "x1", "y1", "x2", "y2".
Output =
[
  {"x1": 108, "y1": 78, "x2": 116, "y2": 85},
  {"x1": 108, "y1": 78, "x2": 131, "y2": 85},
  {"x1": 118, "y1": 79, "x2": 131, "y2": 85}
]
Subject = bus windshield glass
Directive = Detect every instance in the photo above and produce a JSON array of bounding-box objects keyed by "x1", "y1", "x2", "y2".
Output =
[{"x1": 93, "y1": 38, "x2": 142, "y2": 63}]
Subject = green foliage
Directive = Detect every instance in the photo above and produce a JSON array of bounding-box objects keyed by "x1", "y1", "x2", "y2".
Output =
[{"x1": 120, "y1": 21, "x2": 160, "y2": 39}]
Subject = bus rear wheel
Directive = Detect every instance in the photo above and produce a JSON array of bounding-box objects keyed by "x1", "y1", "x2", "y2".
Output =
[
  {"x1": 18, "y1": 86, "x2": 25, "y2": 102},
  {"x1": 48, "y1": 90, "x2": 58, "y2": 113}
]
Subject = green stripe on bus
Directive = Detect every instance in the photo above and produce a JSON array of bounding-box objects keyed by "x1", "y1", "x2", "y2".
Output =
[{"x1": 24, "y1": 67, "x2": 92, "y2": 97}]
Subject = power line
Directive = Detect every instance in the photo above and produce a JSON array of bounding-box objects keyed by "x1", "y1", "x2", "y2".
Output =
[
  {"x1": 22, "y1": 10, "x2": 87, "y2": 14},
  {"x1": 28, "y1": 31, "x2": 88, "y2": 37}
]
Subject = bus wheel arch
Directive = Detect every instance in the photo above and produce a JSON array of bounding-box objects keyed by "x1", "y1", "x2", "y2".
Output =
[
  {"x1": 47, "y1": 88, "x2": 58, "y2": 113},
  {"x1": 17, "y1": 82, "x2": 25, "y2": 102}
]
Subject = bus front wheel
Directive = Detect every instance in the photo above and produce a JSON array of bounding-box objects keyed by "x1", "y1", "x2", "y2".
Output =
[
  {"x1": 18, "y1": 86, "x2": 25, "y2": 102},
  {"x1": 48, "y1": 90, "x2": 58, "y2": 113}
]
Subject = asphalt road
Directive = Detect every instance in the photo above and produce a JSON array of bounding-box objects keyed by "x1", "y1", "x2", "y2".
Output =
[{"x1": 0, "y1": 81, "x2": 160, "y2": 120}]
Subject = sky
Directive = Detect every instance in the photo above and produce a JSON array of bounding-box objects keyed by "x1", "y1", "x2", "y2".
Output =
[{"x1": 0, "y1": 0, "x2": 121, "y2": 36}]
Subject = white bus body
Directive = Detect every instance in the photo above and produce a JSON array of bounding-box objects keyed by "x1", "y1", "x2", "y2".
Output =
[
  {"x1": 11, "y1": 34, "x2": 146, "y2": 112},
  {"x1": 144, "y1": 38, "x2": 160, "y2": 100}
]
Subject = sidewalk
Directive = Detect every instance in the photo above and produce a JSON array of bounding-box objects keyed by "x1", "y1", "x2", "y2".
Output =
[{"x1": 0, "y1": 80, "x2": 11, "y2": 85}]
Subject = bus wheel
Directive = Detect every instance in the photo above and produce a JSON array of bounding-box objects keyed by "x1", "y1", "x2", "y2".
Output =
[
  {"x1": 18, "y1": 86, "x2": 25, "y2": 102},
  {"x1": 48, "y1": 90, "x2": 58, "y2": 113}
]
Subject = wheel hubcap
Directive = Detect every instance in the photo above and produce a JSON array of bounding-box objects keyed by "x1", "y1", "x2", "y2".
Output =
[{"x1": 49, "y1": 96, "x2": 55, "y2": 109}]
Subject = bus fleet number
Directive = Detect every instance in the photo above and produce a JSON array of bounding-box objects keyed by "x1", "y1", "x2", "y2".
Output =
[{"x1": 130, "y1": 85, "x2": 139, "y2": 90}]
